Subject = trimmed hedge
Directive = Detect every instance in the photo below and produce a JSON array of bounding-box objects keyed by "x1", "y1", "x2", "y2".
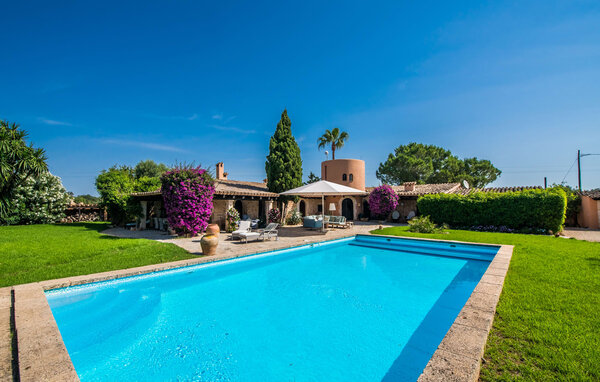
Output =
[{"x1": 417, "y1": 189, "x2": 567, "y2": 233}]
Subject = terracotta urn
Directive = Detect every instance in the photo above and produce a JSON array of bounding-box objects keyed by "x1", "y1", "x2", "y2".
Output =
[
  {"x1": 206, "y1": 223, "x2": 220, "y2": 237},
  {"x1": 200, "y1": 234, "x2": 219, "y2": 256}
]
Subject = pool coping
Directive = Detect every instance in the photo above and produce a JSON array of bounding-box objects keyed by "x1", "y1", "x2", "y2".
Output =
[{"x1": 7, "y1": 233, "x2": 513, "y2": 382}]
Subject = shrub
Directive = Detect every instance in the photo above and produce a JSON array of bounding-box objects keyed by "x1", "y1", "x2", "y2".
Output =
[
  {"x1": 160, "y1": 166, "x2": 215, "y2": 236},
  {"x1": 268, "y1": 208, "x2": 281, "y2": 223},
  {"x1": 417, "y1": 188, "x2": 567, "y2": 233},
  {"x1": 4, "y1": 172, "x2": 71, "y2": 225},
  {"x1": 368, "y1": 185, "x2": 399, "y2": 219},
  {"x1": 286, "y1": 209, "x2": 302, "y2": 225},
  {"x1": 225, "y1": 207, "x2": 240, "y2": 233},
  {"x1": 407, "y1": 216, "x2": 447, "y2": 233}
]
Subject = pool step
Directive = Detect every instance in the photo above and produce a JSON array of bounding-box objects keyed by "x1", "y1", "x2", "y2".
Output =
[{"x1": 352, "y1": 236, "x2": 498, "y2": 261}]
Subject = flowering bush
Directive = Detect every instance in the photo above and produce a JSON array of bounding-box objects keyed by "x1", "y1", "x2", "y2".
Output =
[
  {"x1": 226, "y1": 207, "x2": 240, "y2": 233},
  {"x1": 368, "y1": 185, "x2": 399, "y2": 219},
  {"x1": 5, "y1": 172, "x2": 71, "y2": 224},
  {"x1": 161, "y1": 166, "x2": 215, "y2": 236},
  {"x1": 268, "y1": 208, "x2": 281, "y2": 223}
]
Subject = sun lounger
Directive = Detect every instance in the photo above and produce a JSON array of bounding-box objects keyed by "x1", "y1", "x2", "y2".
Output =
[
  {"x1": 230, "y1": 220, "x2": 252, "y2": 240},
  {"x1": 239, "y1": 223, "x2": 279, "y2": 243}
]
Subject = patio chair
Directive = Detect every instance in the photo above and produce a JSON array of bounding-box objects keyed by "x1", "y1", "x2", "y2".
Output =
[
  {"x1": 230, "y1": 220, "x2": 252, "y2": 240},
  {"x1": 257, "y1": 223, "x2": 279, "y2": 241}
]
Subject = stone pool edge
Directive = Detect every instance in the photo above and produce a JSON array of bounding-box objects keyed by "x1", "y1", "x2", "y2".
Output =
[{"x1": 7, "y1": 234, "x2": 512, "y2": 382}]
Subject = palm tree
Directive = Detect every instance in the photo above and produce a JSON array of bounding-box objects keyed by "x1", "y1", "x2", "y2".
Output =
[
  {"x1": 0, "y1": 121, "x2": 48, "y2": 218},
  {"x1": 317, "y1": 127, "x2": 349, "y2": 160}
]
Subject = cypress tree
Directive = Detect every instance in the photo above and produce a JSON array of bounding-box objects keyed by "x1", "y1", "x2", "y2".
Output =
[{"x1": 265, "y1": 109, "x2": 303, "y2": 198}]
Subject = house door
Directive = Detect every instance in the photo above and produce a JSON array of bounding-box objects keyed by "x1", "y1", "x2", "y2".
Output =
[
  {"x1": 299, "y1": 200, "x2": 306, "y2": 216},
  {"x1": 234, "y1": 200, "x2": 243, "y2": 218},
  {"x1": 342, "y1": 198, "x2": 354, "y2": 221}
]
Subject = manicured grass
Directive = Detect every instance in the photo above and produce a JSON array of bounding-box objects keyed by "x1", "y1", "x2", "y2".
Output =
[
  {"x1": 0, "y1": 223, "x2": 195, "y2": 287},
  {"x1": 371, "y1": 226, "x2": 600, "y2": 381}
]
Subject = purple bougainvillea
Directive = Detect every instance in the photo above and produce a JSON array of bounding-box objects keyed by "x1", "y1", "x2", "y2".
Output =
[
  {"x1": 368, "y1": 185, "x2": 399, "y2": 219},
  {"x1": 161, "y1": 166, "x2": 215, "y2": 236}
]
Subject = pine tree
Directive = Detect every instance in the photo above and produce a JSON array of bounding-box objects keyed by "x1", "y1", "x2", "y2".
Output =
[{"x1": 265, "y1": 109, "x2": 303, "y2": 199}]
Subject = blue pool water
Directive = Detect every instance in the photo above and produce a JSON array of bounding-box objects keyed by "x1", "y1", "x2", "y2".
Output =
[{"x1": 46, "y1": 235, "x2": 499, "y2": 381}]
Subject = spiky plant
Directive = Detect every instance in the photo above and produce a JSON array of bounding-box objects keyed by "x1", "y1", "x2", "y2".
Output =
[{"x1": 0, "y1": 121, "x2": 48, "y2": 220}]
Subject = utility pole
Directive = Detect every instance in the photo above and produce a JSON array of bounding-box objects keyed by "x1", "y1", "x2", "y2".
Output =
[
  {"x1": 544, "y1": 177, "x2": 547, "y2": 189},
  {"x1": 577, "y1": 150, "x2": 581, "y2": 191}
]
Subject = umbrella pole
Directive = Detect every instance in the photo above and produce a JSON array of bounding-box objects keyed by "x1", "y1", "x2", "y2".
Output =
[{"x1": 321, "y1": 194, "x2": 325, "y2": 232}]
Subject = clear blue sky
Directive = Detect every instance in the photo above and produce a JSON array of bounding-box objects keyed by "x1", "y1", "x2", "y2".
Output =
[{"x1": 1, "y1": 1, "x2": 599, "y2": 195}]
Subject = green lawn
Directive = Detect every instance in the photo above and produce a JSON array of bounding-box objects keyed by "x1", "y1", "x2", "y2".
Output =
[
  {"x1": 0, "y1": 223, "x2": 195, "y2": 287},
  {"x1": 371, "y1": 226, "x2": 600, "y2": 381}
]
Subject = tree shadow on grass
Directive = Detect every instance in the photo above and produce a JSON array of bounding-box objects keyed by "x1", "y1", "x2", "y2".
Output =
[
  {"x1": 585, "y1": 257, "x2": 600, "y2": 268},
  {"x1": 56, "y1": 222, "x2": 111, "y2": 233}
]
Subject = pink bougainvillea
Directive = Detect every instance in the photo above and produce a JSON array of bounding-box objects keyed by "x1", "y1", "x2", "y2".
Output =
[
  {"x1": 368, "y1": 185, "x2": 399, "y2": 219},
  {"x1": 161, "y1": 166, "x2": 215, "y2": 236}
]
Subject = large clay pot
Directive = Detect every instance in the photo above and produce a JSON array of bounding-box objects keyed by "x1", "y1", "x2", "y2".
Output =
[
  {"x1": 200, "y1": 234, "x2": 219, "y2": 256},
  {"x1": 206, "y1": 224, "x2": 220, "y2": 237}
]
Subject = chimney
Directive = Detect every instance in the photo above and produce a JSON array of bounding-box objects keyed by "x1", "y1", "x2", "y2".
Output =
[
  {"x1": 216, "y1": 162, "x2": 227, "y2": 180},
  {"x1": 404, "y1": 182, "x2": 416, "y2": 192}
]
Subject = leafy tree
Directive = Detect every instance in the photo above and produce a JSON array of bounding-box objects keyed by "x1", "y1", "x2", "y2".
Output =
[
  {"x1": 265, "y1": 109, "x2": 303, "y2": 195},
  {"x1": 134, "y1": 160, "x2": 169, "y2": 179},
  {"x1": 4, "y1": 172, "x2": 71, "y2": 225},
  {"x1": 376, "y1": 142, "x2": 501, "y2": 188},
  {"x1": 305, "y1": 171, "x2": 320, "y2": 185},
  {"x1": 95, "y1": 166, "x2": 137, "y2": 225},
  {"x1": 0, "y1": 121, "x2": 48, "y2": 218},
  {"x1": 317, "y1": 127, "x2": 349, "y2": 160},
  {"x1": 72, "y1": 194, "x2": 101, "y2": 204}
]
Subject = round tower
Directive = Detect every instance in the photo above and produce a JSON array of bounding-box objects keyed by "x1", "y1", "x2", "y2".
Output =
[{"x1": 320, "y1": 159, "x2": 365, "y2": 191}]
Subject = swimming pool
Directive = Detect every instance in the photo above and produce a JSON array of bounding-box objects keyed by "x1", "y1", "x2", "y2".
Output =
[{"x1": 46, "y1": 235, "x2": 499, "y2": 381}]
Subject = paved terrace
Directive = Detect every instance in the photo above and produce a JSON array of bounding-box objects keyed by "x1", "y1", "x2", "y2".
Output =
[{"x1": 103, "y1": 221, "x2": 397, "y2": 258}]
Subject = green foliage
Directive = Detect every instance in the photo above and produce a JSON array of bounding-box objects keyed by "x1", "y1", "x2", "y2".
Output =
[
  {"x1": 0, "y1": 120, "x2": 48, "y2": 217},
  {"x1": 96, "y1": 160, "x2": 168, "y2": 225},
  {"x1": 407, "y1": 215, "x2": 447, "y2": 233},
  {"x1": 134, "y1": 160, "x2": 169, "y2": 179},
  {"x1": 95, "y1": 166, "x2": 157, "y2": 225},
  {"x1": 417, "y1": 188, "x2": 567, "y2": 233},
  {"x1": 265, "y1": 109, "x2": 303, "y2": 199},
  {"x1": 371, "y1": 226, "x2": 600, "y2": 381},
  {"x1": 317, "y1": 127, "x2": 349, "y2": 160},
  {"x1": 72, "y1": 194, "x2": 101, "y2": 204},
  {"x1": 286, "y1": 209, "x2": 302, "y2": 225},
  {"x1": 305, "y1": 171, "x2": 320, "y2": 185},
  {"x1": 550, "y1": 184, "x2": 581, "y2": 224},
  {"x1": 3, "y1": 172, "x2": 71, "y2": 225},
  {"x1": 376, "y1": 142, "x2": 501, "y2": 188},
  {"x1": 0, "y1": 223, "x2": 193, "y2": 287}
]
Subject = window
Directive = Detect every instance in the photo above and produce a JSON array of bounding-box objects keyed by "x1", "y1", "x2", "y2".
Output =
[
  {"x1": 342, "y1": 174, "x2": 347, "y2": 181},
  {"x1": 349, "y1": 174, "x2": 353, "y2": 182}
]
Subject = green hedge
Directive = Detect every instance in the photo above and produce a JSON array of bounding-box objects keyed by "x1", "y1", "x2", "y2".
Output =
[{"x1": 417, "y1": 189, "x2": 567, "y2": 233}]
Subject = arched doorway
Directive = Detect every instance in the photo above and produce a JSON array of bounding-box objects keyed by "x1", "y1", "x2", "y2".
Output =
[
  {"x1": 342, "y1": 198, "x2": 354, "y2": 221},
  {"x1": 234, "y1": 200, "x2": 243, "y2": 218},
  {"x1": 299, "y1": 200, "x2": 306, "y2": 216}
]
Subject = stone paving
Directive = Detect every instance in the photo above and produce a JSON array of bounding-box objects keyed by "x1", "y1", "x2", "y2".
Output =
[
  {"x1": 104, "y1": 222, "x2": 397, "y2": 259},
  {"x1": 561, "y1": 228, "x2": 600, "y2": 242}
]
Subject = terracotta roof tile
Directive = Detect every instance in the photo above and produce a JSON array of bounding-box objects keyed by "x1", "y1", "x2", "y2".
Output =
[
  {"x1": 365, "y1": 183, "x2": 462, "y2": 196},
  {"x1": 582, "y1": 189, "x2": 600, "y2": 200},
  {"x1": 131, "y1": 179, "x2": 278, "y2": 198}
]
